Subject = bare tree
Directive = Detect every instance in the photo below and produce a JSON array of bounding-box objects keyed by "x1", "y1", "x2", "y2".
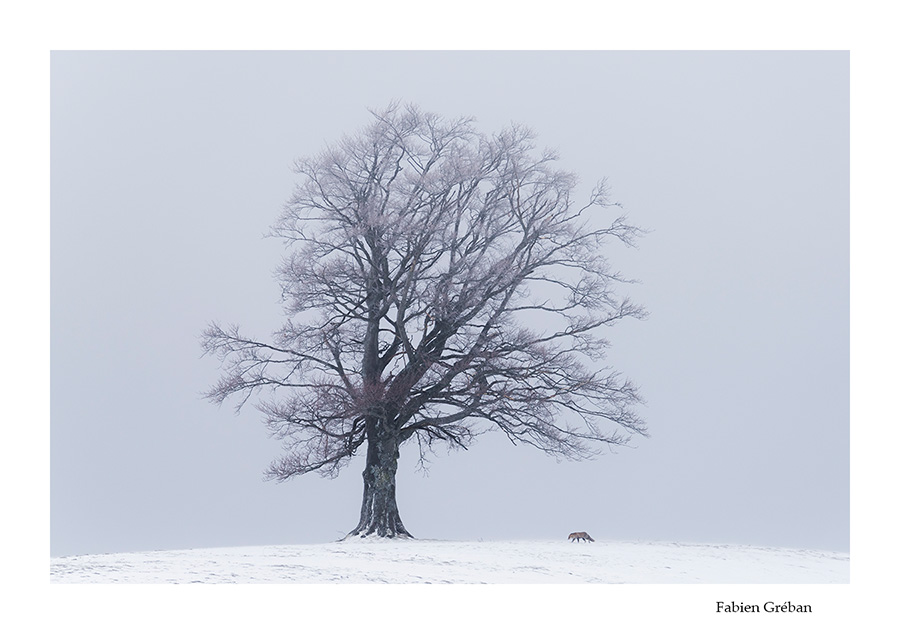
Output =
[{"x1": 202, "y1": 103, "x2": 647, "y2": 539}]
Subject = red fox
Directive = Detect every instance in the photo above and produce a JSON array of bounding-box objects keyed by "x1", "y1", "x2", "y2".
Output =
[{"x1": 568, "y1": 532, "x2": 594, "y2": 543}]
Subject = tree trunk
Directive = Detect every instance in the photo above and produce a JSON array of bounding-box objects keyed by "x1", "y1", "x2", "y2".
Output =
[{"x1": 345, "y1": 425, "x2": 413, "y2": 539}]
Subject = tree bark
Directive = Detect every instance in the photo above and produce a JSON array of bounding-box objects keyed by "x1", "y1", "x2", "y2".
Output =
[{"x1": 344, "y1": 422, "x2": 413, "y2": 539}]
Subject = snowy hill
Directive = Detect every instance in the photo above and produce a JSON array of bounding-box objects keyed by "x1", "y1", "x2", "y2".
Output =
[{"x1": 50, "y1": 539, "x2": 848, "y2": 583}]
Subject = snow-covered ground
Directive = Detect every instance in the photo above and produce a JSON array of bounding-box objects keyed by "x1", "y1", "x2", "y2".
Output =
[{"x1": 50, "y1": 539, "x2": 848, "y2": 583}]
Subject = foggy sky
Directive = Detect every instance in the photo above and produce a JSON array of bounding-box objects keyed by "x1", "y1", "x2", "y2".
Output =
[{"x1": 50, "y1": 51, "x2": 848, "y2": 557}]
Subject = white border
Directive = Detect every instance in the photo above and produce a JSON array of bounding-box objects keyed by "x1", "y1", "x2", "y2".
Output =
[{"x1": 4, "y1": 1, "x2": 895, "y2": 631}]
